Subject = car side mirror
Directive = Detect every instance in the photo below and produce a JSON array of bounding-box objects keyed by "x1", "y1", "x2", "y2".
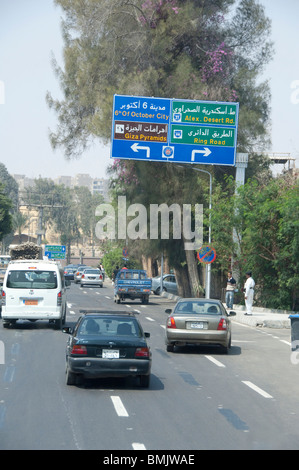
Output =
[
  {"x1": 165, "y1": 309, "x2": 172, "y2": 314},
  {"x1": 144, "y1": 332, "x2": 150, "y2": 338},
  {"x1": 62, "y1": 327, "x2": 72, "y2": 334},
  {"x1": 228, "y1": 311, "x2": 236, "y2": 316}
]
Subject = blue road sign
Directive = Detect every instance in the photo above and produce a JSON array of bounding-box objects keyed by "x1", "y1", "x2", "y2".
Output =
[{"x1": 111, "y1": 95, "x2": 239, "y2": 166}]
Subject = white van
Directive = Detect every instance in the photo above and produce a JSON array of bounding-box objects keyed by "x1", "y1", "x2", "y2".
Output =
[{"x1": 1, "y1": 259, "x2": 70, "y2": 329}]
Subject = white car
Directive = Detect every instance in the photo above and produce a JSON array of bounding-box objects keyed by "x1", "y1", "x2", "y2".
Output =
[{"x1": 80, "y1": 268, "x2": 103, "y2": 287}]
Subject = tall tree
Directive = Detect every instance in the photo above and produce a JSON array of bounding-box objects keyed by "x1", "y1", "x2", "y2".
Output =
[{"x1": 48, "y1": 0, "x2": 274, "y2": 295}]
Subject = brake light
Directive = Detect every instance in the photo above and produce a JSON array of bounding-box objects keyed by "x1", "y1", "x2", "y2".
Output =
[
  {"x1": 167, "y1": 317, "x2": 177, "y2": 329},
  {"x1": 100, "y1": 274, "x2": 103, "y2": 280},
  {"x1": 2, "y1": 290, "x2": 5, "y2": 305},
  {"x1": 217, "y1": 318, "x2": 227, "y2": 330},
  {"x1": 57, "y1": 291, "x2": 62, "y2": 306},
  {"x1": 81, "y1": 274, "x2": 85, "y2": 279},
  {"x1": 71, "y1": 344, "x2": 87, "y2": 355},
  {"x1": 135, "y1": 347, "x2": 150, "y2": 358}
]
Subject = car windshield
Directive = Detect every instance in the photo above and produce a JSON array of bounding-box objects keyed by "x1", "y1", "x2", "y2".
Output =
[
  {"x1": 174, "y1": 301, "x2": 221, "y2": 315},
  {"x1": 77, "y1": 317, "x2": 142, "y2": 337},
  {"x1": 6, "y1": 270, "x2": 58, "y2": 289}
]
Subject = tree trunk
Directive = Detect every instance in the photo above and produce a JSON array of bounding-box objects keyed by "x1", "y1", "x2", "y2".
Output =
[
  {"x1": 174, "y1": 265, "x2": 191, "y2": 298},
  {"x1": 183, "y1": 236, "x2": 202, "y2": 297}
]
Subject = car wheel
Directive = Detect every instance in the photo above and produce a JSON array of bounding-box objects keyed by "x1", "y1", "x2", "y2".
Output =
[
  {"x1": 156, "y1": 287, "x2": 166, "y2": 295},
  {"x1": 65, "y1": 365, "x2": 77, "y2": 386},
  {"x1": 222, "y1": 335, "x2": 231, "y2": 354},
  {"x1": 140, "y1": 374, "x2": 150, "y2": 388},
  {"x1": 55, "y1": 317, "x2": 62, "y2": 330}
]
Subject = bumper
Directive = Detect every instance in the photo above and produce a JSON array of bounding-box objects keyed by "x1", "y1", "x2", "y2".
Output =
[
  {"x1": 81, "y1": 280, "x2": 103, "y2": 286},
  {"x1": 2, "y1": 307, "x2": 63, "y2": 321},
  {"x1": 67, "y1": 356, "x2": 151, "y2": 379},
  {"x1": 166, "y1": 329, "x2": 229, "y2": 347}
]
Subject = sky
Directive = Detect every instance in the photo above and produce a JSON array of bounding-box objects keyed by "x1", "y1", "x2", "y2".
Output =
[{"x1": 0, "y1": 0, "x2": 298, "y2": 180}]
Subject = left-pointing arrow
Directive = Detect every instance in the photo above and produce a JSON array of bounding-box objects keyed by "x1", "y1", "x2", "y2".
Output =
[
  {"x1": 131, "y1": 143, "x2": 151, "y2": 158},
  {"x1": 191, "y1": 147, "x2": 212, "y2": 161}
]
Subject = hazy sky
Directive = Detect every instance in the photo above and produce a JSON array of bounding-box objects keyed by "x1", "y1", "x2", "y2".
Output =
[{"x1": 0, "y1": 0, "x2": 298, "y2": 180}]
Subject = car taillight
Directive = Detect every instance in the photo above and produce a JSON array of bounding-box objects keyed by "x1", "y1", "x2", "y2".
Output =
[
  {"x1": 81, "y1": 274, "x2": 85, "y2": 279},
  {"x1": 100, "y1": 274, "x2": 103, "y2": 280},
  {"x1": 57, "y1": 291, "x2": 62, "y2": 306},
  {"x1": 71, "y1": 344, "x2": 87, "y2": 355},
  {"x1": 217, "y1": 318, "x2": 227, "y2": 330},
  {"x1": 135, "y1": 347, "x2": 150, "y2": 358},
  {"x1": 2, "y1": 290, "x2": 6, "y2": 305},
  {"x1": 167, "y1": 317, "x2": 177, "y2": 329}
]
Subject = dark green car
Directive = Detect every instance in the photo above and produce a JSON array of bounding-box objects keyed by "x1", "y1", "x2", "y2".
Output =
[{"x1": 63, "y1": 310, "x2": 152, "y2": 387}]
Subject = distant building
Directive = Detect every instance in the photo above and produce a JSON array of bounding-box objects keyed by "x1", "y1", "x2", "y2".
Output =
[{"x1": 13, "y1": 173, "x2": 110, "y2": 200}]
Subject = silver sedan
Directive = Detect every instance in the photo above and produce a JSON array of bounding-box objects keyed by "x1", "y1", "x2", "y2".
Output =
[
  {"x1": 165, "y1": 298, "x2": 236, "y2": 354},
  {"x1": 80, "y1": 268, "x2": 103, "y2": 287}
]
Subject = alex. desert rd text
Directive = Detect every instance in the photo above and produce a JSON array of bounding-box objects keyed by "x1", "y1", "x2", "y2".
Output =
[{"x1": 103, "y1": 454, "x2": 195, "y2": 467}]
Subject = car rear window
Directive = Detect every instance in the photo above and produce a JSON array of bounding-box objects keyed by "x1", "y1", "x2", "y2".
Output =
[
  {"x1": 78, "y1": 317, "x2": 142, "y2": 337},
  {"x1": 6, "y1": 270, "x2": 58, "y2": 289},
  {"x1": 174, "y1": 302, "x2": 221, "y2": 315},
  {"x1": 84, "y1": 269, "x2": 100, "y2": 274}
]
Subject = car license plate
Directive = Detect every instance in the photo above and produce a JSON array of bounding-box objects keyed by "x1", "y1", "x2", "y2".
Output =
[
  {"x1": 24, "y1": 300, "x2": 38, "y2": 305},
  {"x1": 88, "y1": 276, "x2": 96, "y2": 280},
  {"x1": 189, "y1": 321, "x2": 207, "y2": 329},
  {"x1": 102, "y1": 349, "x2": 119, "y2": 358}
]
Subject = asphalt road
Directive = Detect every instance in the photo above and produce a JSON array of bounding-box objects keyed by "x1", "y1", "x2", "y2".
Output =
[{"x1": 0, "y1": 281, "x2": 298, "y2": 450}]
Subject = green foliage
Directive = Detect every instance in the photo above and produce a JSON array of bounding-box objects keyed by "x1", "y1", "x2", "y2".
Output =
[
  {"x1": 0, "y1": 182, "x2": 12, "y2": 241},
  {"x1": 101, "y1": 244, "x2": 142, "y2": 278},
  {"x1": 210, "y1": 175, "x2": 299, "y2": 310}
]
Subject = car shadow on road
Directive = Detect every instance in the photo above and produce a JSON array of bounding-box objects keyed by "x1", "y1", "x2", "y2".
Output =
[
  {"x1": 166, "y1": 344, "x2": 242, "y2": 356},
  {"x1": 74, "y1": 373, "x2": 164, "y2": 391}
]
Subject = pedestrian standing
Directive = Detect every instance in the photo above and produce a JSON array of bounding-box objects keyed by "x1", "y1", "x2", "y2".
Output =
[
  {"x1": 225, "y1": 271, "x2": 236, "y2": 309},
  {"x1": 244, "y1": 271, "x2": 255, "y2": 315}
]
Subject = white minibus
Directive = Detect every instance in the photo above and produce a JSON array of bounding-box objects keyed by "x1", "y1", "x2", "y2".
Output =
[{"x1": 1, "y1": 259, "x2": 70, "y2": 329}]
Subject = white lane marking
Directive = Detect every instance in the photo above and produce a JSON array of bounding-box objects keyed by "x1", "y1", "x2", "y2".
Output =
[
  {"x1": 280, "y1": 340, "x2": 291, "y2": 346},
  {"x1": 105, "y1": 296, "x2": 111, "y2": 299},
  {"x1": 132, "y1": 442, "x2": 146, "y2": 450},
  {"x1": 134, "y1": 309, "x2": 141, "y2": 314},
  {"x1": 160, "y1": 325, "x2": 166, "y2": 329},
  {"x1": 146, "y1": 317, "x2": 155, "y2": 322},
  {"x1": 69, "y1": 310, "x2": 76, "y2": 315},
  {"x1": 205, "y1": 355, "x2": 226, "y2": 368},
  {"x1": 140, "y1": 305, "x2": 146, "y2": 308},
  {"x1": 111, "y1": 396, "x2": 129, "y2": 417},
  {"x1": 242, "y1": 381, "x2": 273, "y2": 399}
]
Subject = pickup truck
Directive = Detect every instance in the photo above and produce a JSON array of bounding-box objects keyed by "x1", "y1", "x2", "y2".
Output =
[{"x1": 114, "y1": 269, "x2": 152, "y2": 304}]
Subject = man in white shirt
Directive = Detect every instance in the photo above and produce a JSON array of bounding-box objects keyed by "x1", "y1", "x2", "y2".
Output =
[{"x1": 244, "y1": 271, "x2": 255, "y2": 315}]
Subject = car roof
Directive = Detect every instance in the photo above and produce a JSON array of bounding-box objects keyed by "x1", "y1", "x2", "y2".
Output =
[
  {"x1": 79, "y1": 309, "x2": 139, "y2": 318},
  {"x1": 176, "y1": 298, "x2": 222, "y2": 304}
]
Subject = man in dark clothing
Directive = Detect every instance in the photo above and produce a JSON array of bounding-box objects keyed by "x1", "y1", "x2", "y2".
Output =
[{"x1": 225, "y1": 271, "x2": 236, "y2": 309}]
